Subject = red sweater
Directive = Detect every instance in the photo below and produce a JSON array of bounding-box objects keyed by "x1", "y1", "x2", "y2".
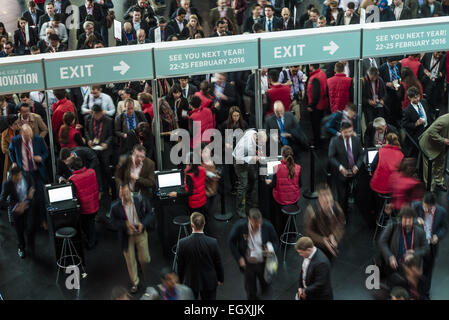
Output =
[
  {"x1": 267, "y1": 83, "x2": 291, "y2": 116},
  {"x1": 185, "y1": 166, "x2": 207, "y2": 209},
  {"x1": 189, "y1": 106, "x2": 214, "y2": 149},
  {"x1": 327, "y1": 73, "x2": 352, "y2": 113},
  {"x1": 272, "y1": 160, "x2": 301, "y2": 205},
  {"x1": 59, "y1": 125, "x2": 81, "y2": 149},
  {"x1": 401, "y1": 56, "x2": 421, "y2": 78},
  {"x1": 370, "y1": 145, "x2": 403, "y2": 195},
  {"x1": 51, "y1": 98, "x2": 75, "y2": 143},
  {"x1": 388, "y1": 171, "x2": 423, "y2": 210},
  {"x1": 142, "y1": 103, "x2": 154, "y2": 120},
  {"x1": 69, "y1": 167, "x2": 99, "y2": 214}
]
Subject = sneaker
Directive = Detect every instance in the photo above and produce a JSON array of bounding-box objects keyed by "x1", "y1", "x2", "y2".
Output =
[{"x1": 130, "y1": 285, "x2": 138, "y2": 294}]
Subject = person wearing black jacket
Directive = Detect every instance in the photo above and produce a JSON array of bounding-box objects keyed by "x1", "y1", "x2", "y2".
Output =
[
  {"x1": 421, "y1": 0, "x2": 444, "y2": 17},
  {"x1": 22, "y1": 1, "x2": 44, "y2": 28},
  {"x1": 378, "y1": 57, "x2": 402, "y2": 125},
  {"x1": 412, "y1": 193, "x2": 448, "y2": 299},
  {"x1": 364, "y1": 117, "x2": 399, "y2": 148},
  {"x1": 242, "y1": 3, "x2": 262, "y2": 33},
  {"x1": 167, "y1": 8, "x2": 189, "y2": 40},
  {"x1": 38, "y1": 2, "x2": 56, "y2": 31},
  {"x1": 19, "y1": 93, "x2": 47, "y2": 124},
  {"x1": 78, "y1": 0, "x2": 104, "y2": 38},
  {"x1": 57, "y1": 146, "x2": 101, "y2": 188},
  {"x1": 228, "y1": 209, "x2": 279, "y2": 300},
  {"x1": 114, "y1": 99, "x2": 147, "y2": 155},
  {"x1": 422, "y1": 51, "x2": 446, "y2": 110},
  {"x1": 77, "y1": 21, "x2": 103, "y2": 50},
  {"x1": 336, "y1": 2, "x2": 359, "y2": 25},
  {"x1": 123, "y1": 122, "x2": 155, "y2": 161},
  {"x1": 126, "y1": 6, "x2": 151, "y2": 37},
  {"x1": 295, "y1": 237, "x2": 333, "y2": 300},
  {"x1": 177, "y1": 212, "x2": 224, "y2": 300},
  {"x1": 280, "y1": 7, "x2": 295, "y2": 30},
  {"x1": 165, "y1": 84, "x2": 190, "y2": 130},
  {"x1": 123, "y1": 0, "x2": 156, "y2": 24},
  {"x1": 14, "y1": 17, "x2": 39, "y2": 55},
  {"x1": 362, "y1": 67, "x2": 387, "y2": 125},
  {"x1": 0, "y1": 167, "x2": 35, "y2": 259},
  {"x1": 110, "y1": 183, "x2": 154, "y2": 293}
]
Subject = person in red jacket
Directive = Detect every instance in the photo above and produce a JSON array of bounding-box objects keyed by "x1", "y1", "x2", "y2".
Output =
[
  {"x1": 52, "y1": 89, "x2": 76, "y2": 143},
  {"x1": 188, "y1": 95, "x2": 214, "y2": 150},
  {"x1": 369, "y1": 133, "x2": 404, "y2": 218},
  {"x1": 327, "y1": 62, "x2": 353, "y2": 113},
  {"x1": 138, "y1": 92, "x2": 154, "y2": 123},
  {"x1": 266, "y1": 69, "x2": 291, "y2": 117},
  {"x1": 59, "y1": 112, "x2": 84, "y2": 149},
  {"x1": 307, "y1": 63, "x2": 329, "y2": 147},
  {"x1": 387, "y1": 157, "x2": 424, "y2": 213},
  {"x1": 68, "y1": 156, "x2": 99, "y2": 249},
  {"x1": 400, "y1": 54, "x2": 425, "y2": 81},
  {"x1": 266, "y1": 145, "x2": 301, "y2": 236}
]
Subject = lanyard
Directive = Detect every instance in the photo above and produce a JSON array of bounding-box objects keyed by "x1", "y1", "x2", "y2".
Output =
[
  {"x1": 401, "y1": 226, "x2": 415, "y2": 253},
  {"x1": 20, "y1": 29, "x2": 28, "y2": 46},
  {"x1": 122, "y1": 202, "x2": 137, "y2": 225},
  {"x1": 388, "y1": 64, "x2": 399, "y2": 81},
  {"x1": 377, "y1": 126, "x2": 387, "y2": 145},
  {"x1": 93, "y1": 120, "x2": 103, "y2": 138},
  {"x1": 366, "y1": 76, "x2": 379, "y2": 97}
]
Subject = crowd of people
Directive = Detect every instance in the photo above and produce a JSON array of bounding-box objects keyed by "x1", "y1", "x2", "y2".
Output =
[{"x1": 0, "y1": 0, "x2": 449, "y2": 301}]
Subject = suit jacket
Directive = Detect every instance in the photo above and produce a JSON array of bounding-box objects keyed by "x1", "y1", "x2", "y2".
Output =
[
  {"x1": 336, "y1": 12, "x2": 360, "y2": 25},
  {"x1": 265, "y1": 112, "x2": 308, "y2": 153},
  {"x1": 110, "y1": 195, "x2": 154, "y2": 251},
  {"x1": 378, "y1": 218, "x2": 429, "y2": 265},
  {"x1": 280, "y1": 17, "x2": 296, "y2": 30},
  {"x1": 209, "y1": 7, "x2": 238, "y2": 32},
  {"x1": 19, "y1": 113, "x2": 48, "y2": 138},
  {"x1": 126, "y1": 19, "x2": 151, "y2": 37},
  {"x1": 260, "y1": 16, "x2": 283, "y2": 31},
  {"x1": 13, "y1": 27, "x2": 39, "y2": 55},
  {"x1": 128, "y1": 39, "x2": 151, "y2": 45},
  {"x1": 23, "y1": 9, "x2": 45, "y2": 27},
  {"x1": 180, "y1": 84, "x2": 199, "y2": 99},
  {"x1": 148, "y1": 27, "x2": 169, "y2": 43},
  {"x1": 228, "y1": 219, "x2": 279, "y2": 265},
  {"x1": 325, "y1": 8, "x2": 344, "y2": 26},
  {"x1": 0, "y1": 171, "x2": 35, "y2": 223},
  {"x1": 418, "y1": 113, "x2": 449, "y2": 159},
  {"x1": 211, "y1": 82, "x2": 237, "y2": 125},
  {"x1": 298, "y1": 247, "x2": 333, "y2": 300},
  {"x1": 209, "y1": 31, "x2": 233, "y2": 37},
  {"x1": 166, "y1": 19, "x2": 189, "y2": 39},
  {"x1": 77, "y1": 32, "x2": 103, "y2": 50},
  {"x1": 420, "y1": 1, "x2": 444, "y2": 17},
  {"x1": 303, "y1": 19, "x2": 317, "y2": 29},
  {"x1": 402, "y1": 100, "x2": 431, "y2": 144},
  {"x1": 364, "y1": 123, "x2": 399, "y2": 148},
  {"x1": 114, "y1": 111, "x2": 147, "y2": 140},
  {"x1": 170, "y1": 7, "x2": 203, "y2": 25},
  {"x1": 43, "y1": 43, "x2": 67, "y2": 53},
  {"x1": 85, "y1": 115, "x2": 114, "y2": 149},
  {"x1": 117, "y1": 29, "x2": 137, "y2": 46},
  {"x1": 242, "y1": 16, "x2": 261, "y2": 33},
  {"x1": 421, "y1": 52, "x2": 446, "y2": 79},
  {"x1": 412, "y1": 201, "x2": 447, "y2": 246},
  {"x1": 390, "y1": 5, "x2": 413, "y2": 20},
  {"x1": 77, "y1": 3, "x2": 104, "y2": 37},
  {"x1": 328, "y1": 135, "x2": 365, "y2": 180},
  {"x1": 178, "y1": 233, "x2": 224, "y2": 292},
  {"x1": 38, "y1": 14, "x2": 52, "y2": 31},
  {"x1": 9, "y1": 135, "x2": 49, "y2": 182}
]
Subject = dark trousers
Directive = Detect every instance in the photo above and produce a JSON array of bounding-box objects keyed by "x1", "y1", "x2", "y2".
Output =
[
  {"x1": 14, "y1": 208, "x2": 35, "y2": 251},
  {"x1": 245, "y1": 261, "x2": 268, "y2": 300},
  {"x1": 333, "y1": 176, "x2": 355, "y2": 222},
  {"x1": 235, "y1": 163, "x2": 259, "y2": 217},
  {"x1": 96, "y1": 150, "x2": 111, "y2": 193},
  {"x1": 30, "y1": 170, "x2": 46, "y2": 224},
  {"x1": 80, "y1": 213, "x2": 97, "y2": 248},
  {"x1": 310, "y1": 109, "x2": 324, "y2": 147},
  {"x1": 365, "y1": 106, "x2": 385, "y2": 126},
  {"x1": 423, "y1": 244, "x2": 438, "y2": 298},
  {"x1": 193, "y1": 288, "x2": 217, "y2": 300},
  {"x1": 272, "y1": 200, "x2": 289, "y2": 238}
]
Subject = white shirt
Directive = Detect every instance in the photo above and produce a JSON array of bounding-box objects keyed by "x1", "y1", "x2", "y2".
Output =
[
  {"x1": 344, "y1": 14, "x2": 352, "y2": 25},
  {"x1": 39, "y1": 22, "x2": 68, "y2": 43},
  {"x1": 302, "y1": 246, "x2": 317, "y2": 288},
  {"x1": 395, "y1": 5, "x2": 403, "y2": 20},
  {"x1": 233, "y1": 129, "x2": 260, "y2": 164},
  {"x1": 81, "y1": 92, "x2": 116, "y2": 117},
  {"x1": 177, "y1": 19, "x2": 184, "y2": 32},
  {"x1": 123, "y1": 200, "x2": 140, "y2": 226},
  {"x1": 429, "y1": 55, "x2": 440, "y2": 80},
  {"x1": 248, "y1": 224, "x2": 263, "y2": 263},
  {"x1": 339, "y1": 136, "x2": 356, "y2": 171}
]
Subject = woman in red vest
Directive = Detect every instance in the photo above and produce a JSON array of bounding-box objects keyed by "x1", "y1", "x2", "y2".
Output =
[
  {"x1": 369, "y1": 133, "x2": 404, "y2": 218},
  {"x1": 387, "y1": 158, "x2": 424, "y2": 213},
  {"x1": 59, "y1": 112, "x2": 84, "y2": 149},
  {"x1": 266, "y1": 146, "x2": 301, "y2": 236},
  {"x1": 398, "y1": 67, "x2": 423, "y2": 110}
]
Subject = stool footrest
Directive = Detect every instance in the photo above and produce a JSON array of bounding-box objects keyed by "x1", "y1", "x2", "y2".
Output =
[{"x1": 280, "y1": 232, "x2": 302, "y2": 246}]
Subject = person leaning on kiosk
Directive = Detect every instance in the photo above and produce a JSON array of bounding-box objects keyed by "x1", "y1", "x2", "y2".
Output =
[{"x1": 265, "y1": 145, "x2": 302, "y2": 236}]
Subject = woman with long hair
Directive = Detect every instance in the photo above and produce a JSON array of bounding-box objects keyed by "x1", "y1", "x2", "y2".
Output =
[
  {"x1": 266, "y1": 145, "x2": 302, "y2": 236},
  {"x1": 82, "y1": 34, "x2": 98, "y2": 50},
  {"x1": 59, "y1": 112, "x2": 85, "y2": 149},
  {"x1": 165, "y1": 84, "x2": 189, "y2": 130},
  {"x1": 124, "y1": 121, "x2": 155, "y2": 161},
  {"x1": 186, "y1": 14, "x2": 203, "y2": 39},
  {"x1": 1, "y1": 115, "x2": 19, "y2": 182},
  {"x1": 398, "y1": 67, "x2": 423, "y2": 110},
  {"x1": 14, "y1": 16, "x2": 38, "y2": 55},
  {"x1": 153, "y1": 98, "x2": 179, "y2": 169}
]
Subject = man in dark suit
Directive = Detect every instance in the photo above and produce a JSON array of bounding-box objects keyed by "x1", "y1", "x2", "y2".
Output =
[
  {"x1": 170, "y1": 0, "x2": 203, "y2": 25},
  {"x1": 0, "y1": 167, "x2": 35, "y2": 259},
  {"x1": 177, "y1": 212, "x2": 224, "y2": 300},
  {"x1": 77, "y1": 21, "x2": 103, "y2": 50},
  {"x1": 78, "y1": 0, "x2": 104, "y2": 38},
  {"x1": 110, "y1": 184, "x2": 153, "y2": 293},
  {"x1": 123, "y1": 0, "x2": 156, "y2": 24},
  {"x1": 304, "y1": 8, "x2": 320, "y2": 28},
  {"x1": 295, "y1": 237, "x2": 333, "y2": 300},
  {"x1": 167, "y1": 8, "x2": 189, "y2": 40},
  {"x1": 328, "y1": 121, "x2": 364, "y2": 220},
  {"x1": 114, "y1": 99, "x2": 147, "y2": 153},
  {"x1": 242, "y1": 3, "x2": 262, "y2": 33},
  {"x1": 85, "y1": 104, "x2": 114, "y2": 195},
  {"x1": 14, "y1": 17, "x2": 39, "y2": 56},
  {"x1": 129, "y1": 29, "x2": 151, "y2": 45},
  {"x1": 9, "y1": 124, "x2": 48, "y2": 230},
  {"x1": 420, "y1": 0, "x2": 444, "y2": 17},
  {"x1": 178, "y1": 76, "x2": 199, "y2": 99},
  {"x1": 38, "y1": 2, "x2": 56, "y2": 32},
  {"x1": 336, "y1": 2, "x2": 359, "y2": 25},
  {"x1": 229, "y1": 208, "x2": 279, "y2": 300},
  {"x1": 43, "y1": 33, "x2": 67, "y2": 53},
  {"x1": 209, "y1": 19, "x2": 233, "y2": 37},
  {"x1": 401, "y1": 86, "x2": 431, "y2": 157},
  {"x1": 126, "y1": 6, "x2": 151, "y2": 37},
  {"x1": 364, "y1": 117, "x2": 399, "y2": 148},
  {"x1": 378, "y1": 57, "x2": 402, "y2": 125},
  {"x1": 421, "y1": 51, "x2": 446, "y2": 110},
  {"x1": 362, "y1": 67, "x2": 387, "y2": 125},
  {"x1": 391, "y1": 0, "x2": 412, "y2": 20},
  {"x1": 261, "y1": 5, "x2": 283, "y2": 31},
  {"x1": 412, "y1": 192, "x2": 447, "y2": 299},
  {"x1": 117, "y1": 22, "x2": 137, "y2": 46},
  {"x1": 378, "y1": 207, "x2": 429, "y2": 277},
  {"x1": 23, "y1": 0, "x2": 44, "y2": 28},
  {"x1": 265, "y1": 101, "x2": 308, "y2": 161},
  {"x1": 148, "y1": 17, "x2": 169, "y2": 42},
  {"x1": 280, "y1": 7, "x2": 295, "y2": 30},
  {"x1": 212, "y1": 73, "x2": 237, "y2": 125}
]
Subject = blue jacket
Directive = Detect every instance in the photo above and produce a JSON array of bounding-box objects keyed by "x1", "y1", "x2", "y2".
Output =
[
  {"x1": 9, "y1": 135, "x2": 49, "y2": 182},
  {"x1": 325, "y1": 111, "x2": 360, "y2": 136}
]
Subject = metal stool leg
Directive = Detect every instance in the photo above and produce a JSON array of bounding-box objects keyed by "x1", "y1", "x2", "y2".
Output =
[
  {"x1": 172, "y1": 226, "x2": 183, "y2": 272},
  {"x1": 56, "y1": 238, "x2": 67, "y2": 283},
  {"x1": 283, "y1": 216, "x2": 293, "y2": 262},
  {"x1": 372, "y1": 198, "x2": 388, "y2": 244}
]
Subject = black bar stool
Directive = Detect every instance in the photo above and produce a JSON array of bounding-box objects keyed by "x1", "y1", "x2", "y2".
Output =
[
  {"x1": 372, "y1": 193, "x2": 392, "y2": 245},
  {"x1": 55, "y1": 227, "x2": 86, "y2": 284},
  {"x1": 172, "y1": 216, "x2": 190, "y2": 272},
  {"x1": 280, "y1": 204, "x2": 303, "y2": 262}
]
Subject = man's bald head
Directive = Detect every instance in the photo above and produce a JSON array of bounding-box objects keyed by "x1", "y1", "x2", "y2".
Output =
[
  {"x1": 21, "y1": 124, "x2": 33, "y2": 142},
  {"x1": 273, "y1": 100, "x2": 285, "y2": 118}
]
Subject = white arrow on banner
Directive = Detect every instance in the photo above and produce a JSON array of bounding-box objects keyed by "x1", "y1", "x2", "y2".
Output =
[
  {"x1": 322, "y1": 41, "x2": 339, "y2": 55},
  {"x1": 113, "y1": 61, "x2": 130, "y2": 75}
]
